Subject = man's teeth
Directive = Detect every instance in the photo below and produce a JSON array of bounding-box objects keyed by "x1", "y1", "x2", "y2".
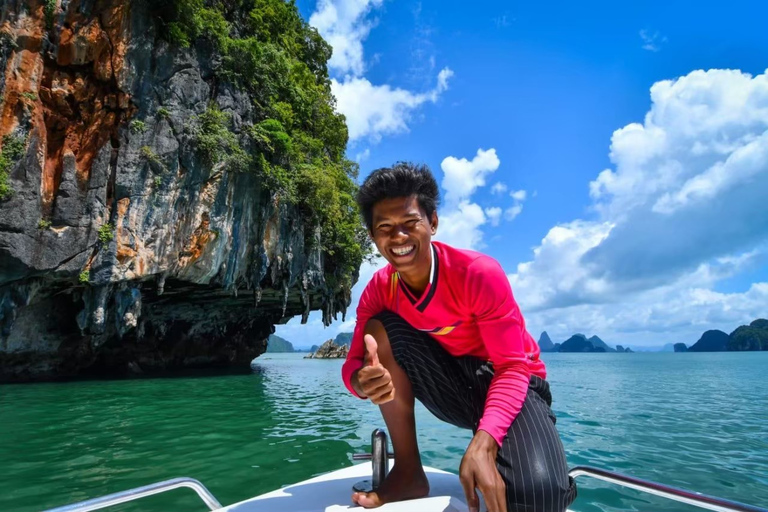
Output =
[{"x1": 393, "y1": 246, "x2": 414, "y2": 256}]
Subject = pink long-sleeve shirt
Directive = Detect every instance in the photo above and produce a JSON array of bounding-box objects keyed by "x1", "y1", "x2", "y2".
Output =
[{"x1": 342, "y1": 241, "x2": 546, "y2": 446}]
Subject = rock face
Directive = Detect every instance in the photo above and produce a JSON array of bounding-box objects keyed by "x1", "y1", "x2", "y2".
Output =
[
  {"x1": 587, "y1": 335, "x2": 616, "y2": 352},
  {"x1": 537, "y1": 331, "x2": 555, "y2": 352},
  {"x1": 266, "y1": 334, "x2": 294, "y2": 353},
  {"x1": 727, "y1": 319, "x2": 768, "y2": 351},
  {"x1": 0, "y1": 2, "x2": 361, "y2": 381},
  {"x1": 688, "y1": 330, "x2": 729, "y2": 352},
  {"x1": 558, "y1": 334, "x2": 601, "y2": 353},
  {"x1": 305, "y1": 339, "x2": 348, "y2": 359},
  {"x1": 334, "y1": 331, "x2": 352, "y2": 347}
]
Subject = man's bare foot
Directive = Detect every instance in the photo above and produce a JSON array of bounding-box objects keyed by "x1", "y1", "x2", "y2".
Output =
[{"x1": 351, "y1": 464, "x2": 430, "y2": 508}]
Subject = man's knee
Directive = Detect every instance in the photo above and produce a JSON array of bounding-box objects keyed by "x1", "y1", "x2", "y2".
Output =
[
  {"x1": 364, "y1": 318, "x2": 387, "y2": 341},
  {"x1": 503, "y1": 452, "x2": 575, "y2": 512}
]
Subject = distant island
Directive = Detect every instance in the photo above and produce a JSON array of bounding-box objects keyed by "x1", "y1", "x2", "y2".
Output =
[
  {"x1": 266, "y1": 334, "x2": 295, "y2": 353},
  {"x1": 538, "y1": 317, "x2": 768, "y2": 353},
  {"x1": 271, "y1": 318, "x2": 768, "y2": 357},
  {"x1": 538, "y1": 332, "x2": 633, "y2": 353},
  {"x1": 674, "y1": 318, "x2": 768, "y2": 352}
]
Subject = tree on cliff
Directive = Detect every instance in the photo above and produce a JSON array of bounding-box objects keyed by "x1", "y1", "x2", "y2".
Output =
[
  {"x1": 728, "y1": 319, "x2": 768, "y2": 351},
  {"x1": 153, "y1": 0, "x2": 370, "y2": 286}
]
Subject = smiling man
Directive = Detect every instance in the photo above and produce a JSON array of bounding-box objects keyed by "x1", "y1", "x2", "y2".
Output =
[{"x1": 342, "y1": 163, "x2": 576, "y2": 512}]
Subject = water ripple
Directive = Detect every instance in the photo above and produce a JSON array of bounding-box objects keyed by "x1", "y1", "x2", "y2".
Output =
[{"x1": 0, "y1": 352, "x2": 766, "y2": 511}]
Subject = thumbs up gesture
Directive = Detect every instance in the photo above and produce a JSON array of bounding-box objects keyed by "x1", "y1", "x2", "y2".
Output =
[{"x1": 355, "y1": 334, "x2": 396, "y2": 405}]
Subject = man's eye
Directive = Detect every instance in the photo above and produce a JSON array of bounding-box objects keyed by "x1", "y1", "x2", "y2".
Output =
[{"x1": 407, "y1": 219, "x2": 419, "y2": 225}]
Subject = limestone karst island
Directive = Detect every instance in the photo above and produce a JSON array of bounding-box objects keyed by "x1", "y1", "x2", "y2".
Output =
[{"x1": 0, "y1": 0, "x2": 367, "y2": 383}]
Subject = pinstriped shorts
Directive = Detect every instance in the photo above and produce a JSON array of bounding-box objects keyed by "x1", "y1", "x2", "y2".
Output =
[{"x1": 373, "y1": 310, "x2": 577, "y2": 512}]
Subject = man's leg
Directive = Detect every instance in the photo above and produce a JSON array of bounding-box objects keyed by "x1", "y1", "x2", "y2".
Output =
[
  {"x1": 351, "y1": 316, "x2": 430, "y2": 507},
  {"x1": 369, "y1": 311, "x2": 576, "y2": 512},
  {"x1": 493, "y1": 377, "x2": 577, "y2": 512}
]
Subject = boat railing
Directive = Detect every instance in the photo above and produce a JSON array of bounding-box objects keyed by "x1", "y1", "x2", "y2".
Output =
[
  {"x1": 41, "y1": 477, "x2": 222, "y2": 512},
  {"x1": 569, "y1": 466, "x2": 768, "y2": 512}
]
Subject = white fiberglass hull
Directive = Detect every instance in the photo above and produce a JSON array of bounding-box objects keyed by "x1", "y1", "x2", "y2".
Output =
[{"x1": 215, "y1": 462, "x2": 473, "y2": 512}]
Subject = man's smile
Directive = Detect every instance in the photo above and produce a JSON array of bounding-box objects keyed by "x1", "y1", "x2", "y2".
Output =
[{"x1": 391, "y1": 245, "x2": 416, "y2": 257}]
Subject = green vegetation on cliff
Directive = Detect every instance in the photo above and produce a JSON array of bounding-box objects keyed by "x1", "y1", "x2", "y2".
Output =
[
  {"x1": 0, "y1": 134, "x2": 26, "y2": 200},
  {"x1": 728, "y1": 319, "x2": 768, "y2": 351},
  {"x1": 154, "y1": 0, "x2": 367, "y2": 287},
  {"x1": 266, "y1": 334, "x2": 295, "y2": 352}
]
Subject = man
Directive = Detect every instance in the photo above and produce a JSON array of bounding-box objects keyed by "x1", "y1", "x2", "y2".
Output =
[{"x1": 342, "y1": 163, "x2": 576, "y2": 512}]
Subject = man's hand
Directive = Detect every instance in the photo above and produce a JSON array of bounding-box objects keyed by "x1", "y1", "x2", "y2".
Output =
[
  {"x1": 352, "y1": 334, "x2": 395, "y2": 405},
  {"x1": 460, "y1": 430, "x2": 507, "y2": 512}
]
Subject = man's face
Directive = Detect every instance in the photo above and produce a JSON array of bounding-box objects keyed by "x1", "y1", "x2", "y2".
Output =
[{"x1": 370, "y1": 195, "x2": 438, "y2": 276}]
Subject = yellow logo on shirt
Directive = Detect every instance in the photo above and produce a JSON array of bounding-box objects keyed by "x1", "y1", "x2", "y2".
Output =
[{"x1": 419, "y1": 321, "x2": 462, "y2": 336}]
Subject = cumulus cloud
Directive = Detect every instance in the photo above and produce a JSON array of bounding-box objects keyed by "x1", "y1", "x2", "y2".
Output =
[
  {"x1": 440, "y1": 148, "x2": 500, "y2": 205},
  {"x1": 309, "y1": 0, "x2": 384, "y2": 76},
  {"x1": 510, "y1": 68, "x2": 768, "y2": 346},
  {"x1": 485, "y1": 207, "x2": 502, "y2": 226},
  {"x1": 504, "y1": 204, "x2": 523, "y2": 221},
  {"x1": 310, "y1": 0, "x2": 454, "y2": 143},
  {"x1": 510, "y1": 189, "x2": 527, "y2": 201},
  {"x1": 436, "y1": 201, "x2": 488, "y2": 249},
  {"x1": 491, "y1": 182, "x2": 508, "y2": 195},
  {"x1": 332, "y1": 69, "x2": 454, "y2": 142}
]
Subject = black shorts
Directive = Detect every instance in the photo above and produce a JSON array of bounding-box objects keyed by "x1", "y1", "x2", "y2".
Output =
[{"x1": 373, "y1": 310, "x2": 577, "y2": 512}]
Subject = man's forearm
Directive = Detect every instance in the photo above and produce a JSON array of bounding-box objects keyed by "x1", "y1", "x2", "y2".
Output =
[{"x1": 477, "y1": 363, "x2": 530, "y2": 446}]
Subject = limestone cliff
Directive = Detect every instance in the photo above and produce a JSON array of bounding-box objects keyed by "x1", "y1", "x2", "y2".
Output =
[{"x1": 0, "y1": 1, "x2": 363, "y2": 381}]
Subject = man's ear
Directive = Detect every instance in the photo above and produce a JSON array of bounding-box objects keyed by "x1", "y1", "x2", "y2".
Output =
[{"x1": 430, "y1": 211, "x2": 438, "y2": 235}]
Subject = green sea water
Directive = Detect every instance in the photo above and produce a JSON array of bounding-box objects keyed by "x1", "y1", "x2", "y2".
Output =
[{"x1": 1, "y1": 352, "x2": 766, "y2": 512}]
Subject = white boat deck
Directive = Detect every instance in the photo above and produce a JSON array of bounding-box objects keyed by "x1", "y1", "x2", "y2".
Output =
[{"x1": 215, "y1": 462, "x2": 472, "y2": 512}]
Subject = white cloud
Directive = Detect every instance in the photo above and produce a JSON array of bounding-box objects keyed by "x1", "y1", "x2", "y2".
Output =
[
  {"x1": 309, "y1": 0, "x2": 384, "y2": 76},
  {"x1": 510, "y1": 189, "x2": 527, "y2": 201},
  {"x1": 435, "y1": 200, "x2": 487, "y2": 250},
  {"x1": 491, "y1": 182, "x2": 508, "y2": 195},
  {"x1": 509, "y1": 68, "x2": 768, "y2": 346},
  {"x1": 355, "y1": 148, "x2": 370, "y2": 162},
  {"x1": 310, "y1": 1, "x2": 454, "y2": 143},
  {"x1": 440, "y1": 148, "x2": 500, "y2": 205},
  {"x1": 639, "y1": 29, "x2": 667, "y2": 52},
  {"x1": 332, "y1": 68, "x2": 453, "y2": 142},
  {"x1": 504, "y1": 204, "x2": 523, "y2": 221},
  {"x1": 485, "y1": 207, "x2": 502, "y2": 226}
]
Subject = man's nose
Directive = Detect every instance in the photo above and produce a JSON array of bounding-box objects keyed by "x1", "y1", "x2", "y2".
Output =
[{"x1": 390, "y1": 224, "x2": 409, "y2": 241}]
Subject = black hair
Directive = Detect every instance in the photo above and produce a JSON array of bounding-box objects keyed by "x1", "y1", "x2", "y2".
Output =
[{"x1": 357, "y1": 162, "x2": 440, "y2": 231}]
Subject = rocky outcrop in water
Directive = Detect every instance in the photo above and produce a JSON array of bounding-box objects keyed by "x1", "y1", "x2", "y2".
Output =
[
  {"x1": 304, "y1": 339, "x2": 348, "y2": 359},
  {"x1": 0, "y1": 1, "x2": 362, "y2": 381}
]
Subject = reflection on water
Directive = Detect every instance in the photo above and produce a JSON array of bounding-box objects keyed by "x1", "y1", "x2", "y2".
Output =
[{"x1": 0, "y1": 352, "x2": 766, "y2": 512}]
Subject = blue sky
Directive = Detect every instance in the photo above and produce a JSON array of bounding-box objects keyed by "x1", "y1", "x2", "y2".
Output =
[{"x1": 277, "y1": 0, "x2": 768, "y2": 349}]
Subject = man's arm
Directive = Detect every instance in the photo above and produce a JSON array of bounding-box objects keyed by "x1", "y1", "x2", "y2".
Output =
[
  {"x1": 458, "y1": 256, "x2": 532, "y2": 512},
  {"x1": 467, "y1": 256, "x2": 532, "y2": 446},
  {"x1": 341, "y1": 274, "x2": 386, "y2": 398}
]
